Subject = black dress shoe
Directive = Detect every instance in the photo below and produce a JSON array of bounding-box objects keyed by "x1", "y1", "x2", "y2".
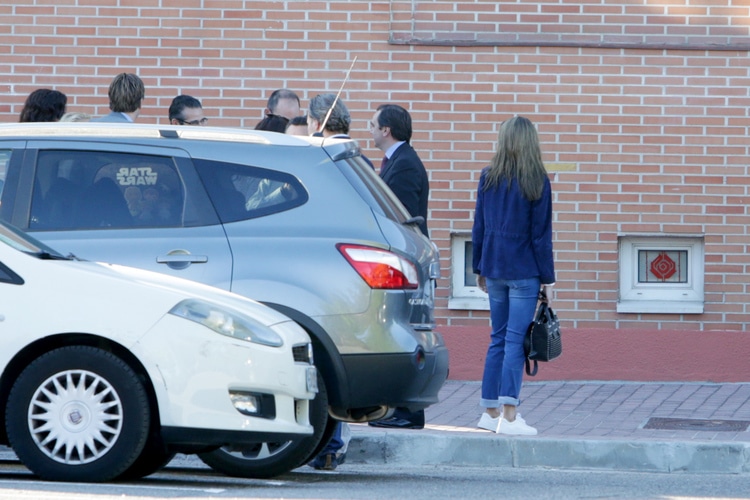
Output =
[{"x1": 368, "y1": 416, "x2": 424, "y2": 430}]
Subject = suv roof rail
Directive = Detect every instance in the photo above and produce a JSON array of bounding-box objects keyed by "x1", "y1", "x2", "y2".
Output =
[{"x1": 0, "y1": 122, "x2": 311, "y2": 146}]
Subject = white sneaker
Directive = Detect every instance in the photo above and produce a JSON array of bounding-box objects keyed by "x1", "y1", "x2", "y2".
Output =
[
  {"x1": 477, "y1": 412, "x2": 500, "y2": 432},
  {"x1": 496, "y1": 416, "x2": 537, "y2": 436}
]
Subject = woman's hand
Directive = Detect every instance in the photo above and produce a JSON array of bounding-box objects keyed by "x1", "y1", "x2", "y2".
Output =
[
  {"x1": 477, "y1": 275, "x2": 487, "y2": 293},
  {"x1": 541, "y1": 284, "x2": 552, "y2": 308}
]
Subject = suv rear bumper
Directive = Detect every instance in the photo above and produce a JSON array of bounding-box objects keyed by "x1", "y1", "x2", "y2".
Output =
[{"x1": 337, "y1": 340, "x2": 449, "y2": 417}]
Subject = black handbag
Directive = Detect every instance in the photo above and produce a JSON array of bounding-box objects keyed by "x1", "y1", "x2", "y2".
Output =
[{"x1": 524, "y1": 292, "x2": 562, "y2": 376}]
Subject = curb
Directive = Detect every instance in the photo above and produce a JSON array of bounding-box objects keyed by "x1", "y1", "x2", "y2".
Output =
[{"x1": 349, "y1": 432, "x2": 750, "y2": 474}]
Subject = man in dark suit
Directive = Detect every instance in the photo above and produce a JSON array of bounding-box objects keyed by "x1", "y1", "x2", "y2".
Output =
[
  {"x1": 367, "y1": 104, "x2": 429, "y2": 430},
  {"x1": 91, "y1": 73, "x2": 145, "y2": 123},
  {"x1": 370, "y1": 104, "x2": 429, "y2": 237}
]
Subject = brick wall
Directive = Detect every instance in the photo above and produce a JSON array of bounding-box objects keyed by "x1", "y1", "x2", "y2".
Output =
[{"x1": 1, "y1": 1, "x2": 748, "y2": 337}]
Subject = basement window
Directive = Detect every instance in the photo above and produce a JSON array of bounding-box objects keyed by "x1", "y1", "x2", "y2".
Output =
[
  {"x1": 618, "y1": 235, "x2": 704, "y2": 314},
  {"x1": 449, "y1": 233, "x2": 488, "y2": 310}
]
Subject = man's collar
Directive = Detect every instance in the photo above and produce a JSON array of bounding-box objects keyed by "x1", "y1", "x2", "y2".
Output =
[{"x1": 384, "y1": 141, "x2": 405, "y2": 159}]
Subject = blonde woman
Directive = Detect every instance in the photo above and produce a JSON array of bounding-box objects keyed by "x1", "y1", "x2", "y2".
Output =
[
  {"x1": 59, "y1": 112, "x2": 91, "y2": 122},
  {"x1": 472, "y1": 116, "x2": 555, "y2": 436}
]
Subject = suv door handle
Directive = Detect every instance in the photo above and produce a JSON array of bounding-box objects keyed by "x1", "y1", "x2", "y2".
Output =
[{"x1": 157, "y1": 250, "x2": 208, "y2": 270}]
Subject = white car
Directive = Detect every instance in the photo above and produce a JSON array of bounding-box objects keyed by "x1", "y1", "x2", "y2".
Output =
[{"x1": 0, "y1": 221, "x2": 317, "y2": 482}]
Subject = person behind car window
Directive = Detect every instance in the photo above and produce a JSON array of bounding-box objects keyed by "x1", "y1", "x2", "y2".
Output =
[
  {"x1": 19, "y1": 89, "x2": 67, "y2": 122},
  {"x1": 90, "y1": 73, "x2": 145, "y2": 123},
  {"x1": 245, "y1": 112, "x2": 299, "y2": 210},
  {"x1": 168, "y1": 95, "x2": 208, "y2": 126},
  {"x1": 285, "y1": 115, "x2": 308, "y2": 136},
  {"x1": 243, "y1": 171, "x2": 295, "y2": 210},
  {"x1": 233, "y1": 112, "x2": 297, "y2": 208}
]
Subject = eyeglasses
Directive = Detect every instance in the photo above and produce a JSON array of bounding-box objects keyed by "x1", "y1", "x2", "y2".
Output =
[{"x1": 177, "y1": 117, "x2": 208, "y2": 126}]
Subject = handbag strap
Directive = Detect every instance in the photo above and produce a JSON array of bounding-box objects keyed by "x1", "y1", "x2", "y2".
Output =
[
  {"x1": 525, "y1": 358, "x2": 538, "y2": 376},
  {"x1": 525, "y1": 289, "x2": 553, "y2": 377},
  {"x1": 543, "y1": 304, "x2": 555, "y2": 323}
]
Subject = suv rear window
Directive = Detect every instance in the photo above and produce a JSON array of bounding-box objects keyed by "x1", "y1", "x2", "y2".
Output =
[
  {"x1": 0, "y1": 149, "x2": 9, "y2": 198},
  {"x1": 193, "y1": 159, "x2": 308, "y2": 223},
  {"x1": 336, "y1": 155, "x2": 410, "y2": 225}
]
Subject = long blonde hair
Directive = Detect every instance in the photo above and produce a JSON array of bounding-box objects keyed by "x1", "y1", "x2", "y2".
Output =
[{"x1": 484, "y1": 116, "x2": 547, "y2": 201}]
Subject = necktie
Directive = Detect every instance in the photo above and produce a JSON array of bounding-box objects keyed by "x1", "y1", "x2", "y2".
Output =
[{"x1": 380, "y1": 156, "x2": 388, "y2": 172}]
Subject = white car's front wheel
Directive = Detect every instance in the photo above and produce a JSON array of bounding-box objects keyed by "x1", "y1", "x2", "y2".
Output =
[
  {"x1": 6, "y1": 346, "x2": 150, "y2": 482},
  {"x1": 198, "y1": 370, "x2": 332, "y2": 478}
]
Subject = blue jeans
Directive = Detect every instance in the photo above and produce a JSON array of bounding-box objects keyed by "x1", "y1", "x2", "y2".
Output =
[
  {"x1": 480, "y1": 277, "x2": 540, "y2": 409},
  {"x1": 318, "y1": 422, "x2": 350, "y2": 456}
]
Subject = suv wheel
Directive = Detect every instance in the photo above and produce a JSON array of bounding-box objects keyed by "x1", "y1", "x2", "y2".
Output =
[
  {"x1": 118, "y1": 435, "x2": 175, "y2": 480},
  {"x1": 198, "y1": 371, "x2": 330, "y2": 478},
  {"x1": 5, "y1": 346, "x2": 150, "y2": 482}
]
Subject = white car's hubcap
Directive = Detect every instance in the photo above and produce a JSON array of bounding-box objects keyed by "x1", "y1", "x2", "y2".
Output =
[{"x1": 28, "y1": 370, "x2": 123, "y2": 464}]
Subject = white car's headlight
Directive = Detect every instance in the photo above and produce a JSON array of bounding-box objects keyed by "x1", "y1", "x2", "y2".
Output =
[{"x1": 169, "y1": 299, "x2": 283, "y2": 347}]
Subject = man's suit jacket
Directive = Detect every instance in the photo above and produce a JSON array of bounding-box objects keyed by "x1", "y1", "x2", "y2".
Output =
[
  {"x1": 379, "y1": 142, "x2": 429, "y2": 237},
  {"x1": 90, "y1": 112, "x2": 131, "y2": 123}
]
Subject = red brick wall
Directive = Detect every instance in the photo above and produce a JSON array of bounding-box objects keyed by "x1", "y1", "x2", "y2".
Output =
[{"x1": 1, "y1": 1, "x2": 748, "y2": 342}]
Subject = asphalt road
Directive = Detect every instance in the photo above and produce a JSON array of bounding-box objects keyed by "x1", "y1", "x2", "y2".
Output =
[{"x1": 0, "y1": 455, "x2": 749, "y2": 499}]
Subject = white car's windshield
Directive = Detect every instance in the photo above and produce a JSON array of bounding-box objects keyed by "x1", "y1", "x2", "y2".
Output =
[{"x1": 0, "y1": 221, "x2": 70, "y2": 259}]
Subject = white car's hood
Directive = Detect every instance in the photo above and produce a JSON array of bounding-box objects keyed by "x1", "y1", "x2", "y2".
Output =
[
  {"x1": 3, "y1": 248, "x2": 296, "y2": 337},
  {"x1": 76, "y1": 258, "x2": 295, "y2": 327}
]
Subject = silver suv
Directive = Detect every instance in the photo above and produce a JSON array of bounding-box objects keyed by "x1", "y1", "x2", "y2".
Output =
[{"x1": 0, "y1": 123, "x2": 449, "y2": 478}]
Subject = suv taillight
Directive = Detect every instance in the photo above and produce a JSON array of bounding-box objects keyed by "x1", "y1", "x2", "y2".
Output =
[{"x1": 337, "y1": 243, "x2": 419, "y2": 290}]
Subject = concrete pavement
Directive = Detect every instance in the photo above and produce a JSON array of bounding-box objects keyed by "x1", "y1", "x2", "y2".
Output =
[
  {"x1": 1, "y1": 380, "x2": 748, "y2": 476},
  {"x1": 348, "y1": 380, "x2": 750, "y2": 474}
]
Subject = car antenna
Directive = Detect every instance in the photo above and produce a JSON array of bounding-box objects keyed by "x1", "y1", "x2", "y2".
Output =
[{"x1": 320, "y1": 56, "x2": 358, "y2": 134}]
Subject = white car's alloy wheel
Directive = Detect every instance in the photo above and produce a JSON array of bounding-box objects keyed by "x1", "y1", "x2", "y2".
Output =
[
  {"x1": 29, "y1": 369, "x2": 123, "y2": 465},
  {"x1": 6, "y1": 346, "x2": 150, "y2": 482}
]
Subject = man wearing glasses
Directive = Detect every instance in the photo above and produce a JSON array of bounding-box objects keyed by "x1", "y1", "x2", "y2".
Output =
[{"x1": 168, "y1": 95, "x2": 208, "y2": 126}]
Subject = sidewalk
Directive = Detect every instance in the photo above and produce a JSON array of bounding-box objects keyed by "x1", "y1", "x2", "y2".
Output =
[{"x1": 348, "y1": 380, "x2": 750, "y2": 473}]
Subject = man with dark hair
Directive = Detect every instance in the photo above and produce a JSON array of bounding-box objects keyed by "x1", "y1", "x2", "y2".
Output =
[
  {"x1": 91, "y1": 73, "x2": 145, "y2": 123},
  {"x1": 169, "y1": 95, "x2": 207, "y2": 126},
  {"x1": 254, "y1": 114, "x2": 289, "y2": 133},
  {"x1": 367, "y1": 103, "x2": 430, "y2": 430},
  {"x1": 370, "y1": 104, "x2": 429, "y2": 237},
  {"x1": 262, "y1": 88, "x2": 301, "y2": 121},
  {"x1": 285, "y1": 115, "x2": 308, "y2": 136}
]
